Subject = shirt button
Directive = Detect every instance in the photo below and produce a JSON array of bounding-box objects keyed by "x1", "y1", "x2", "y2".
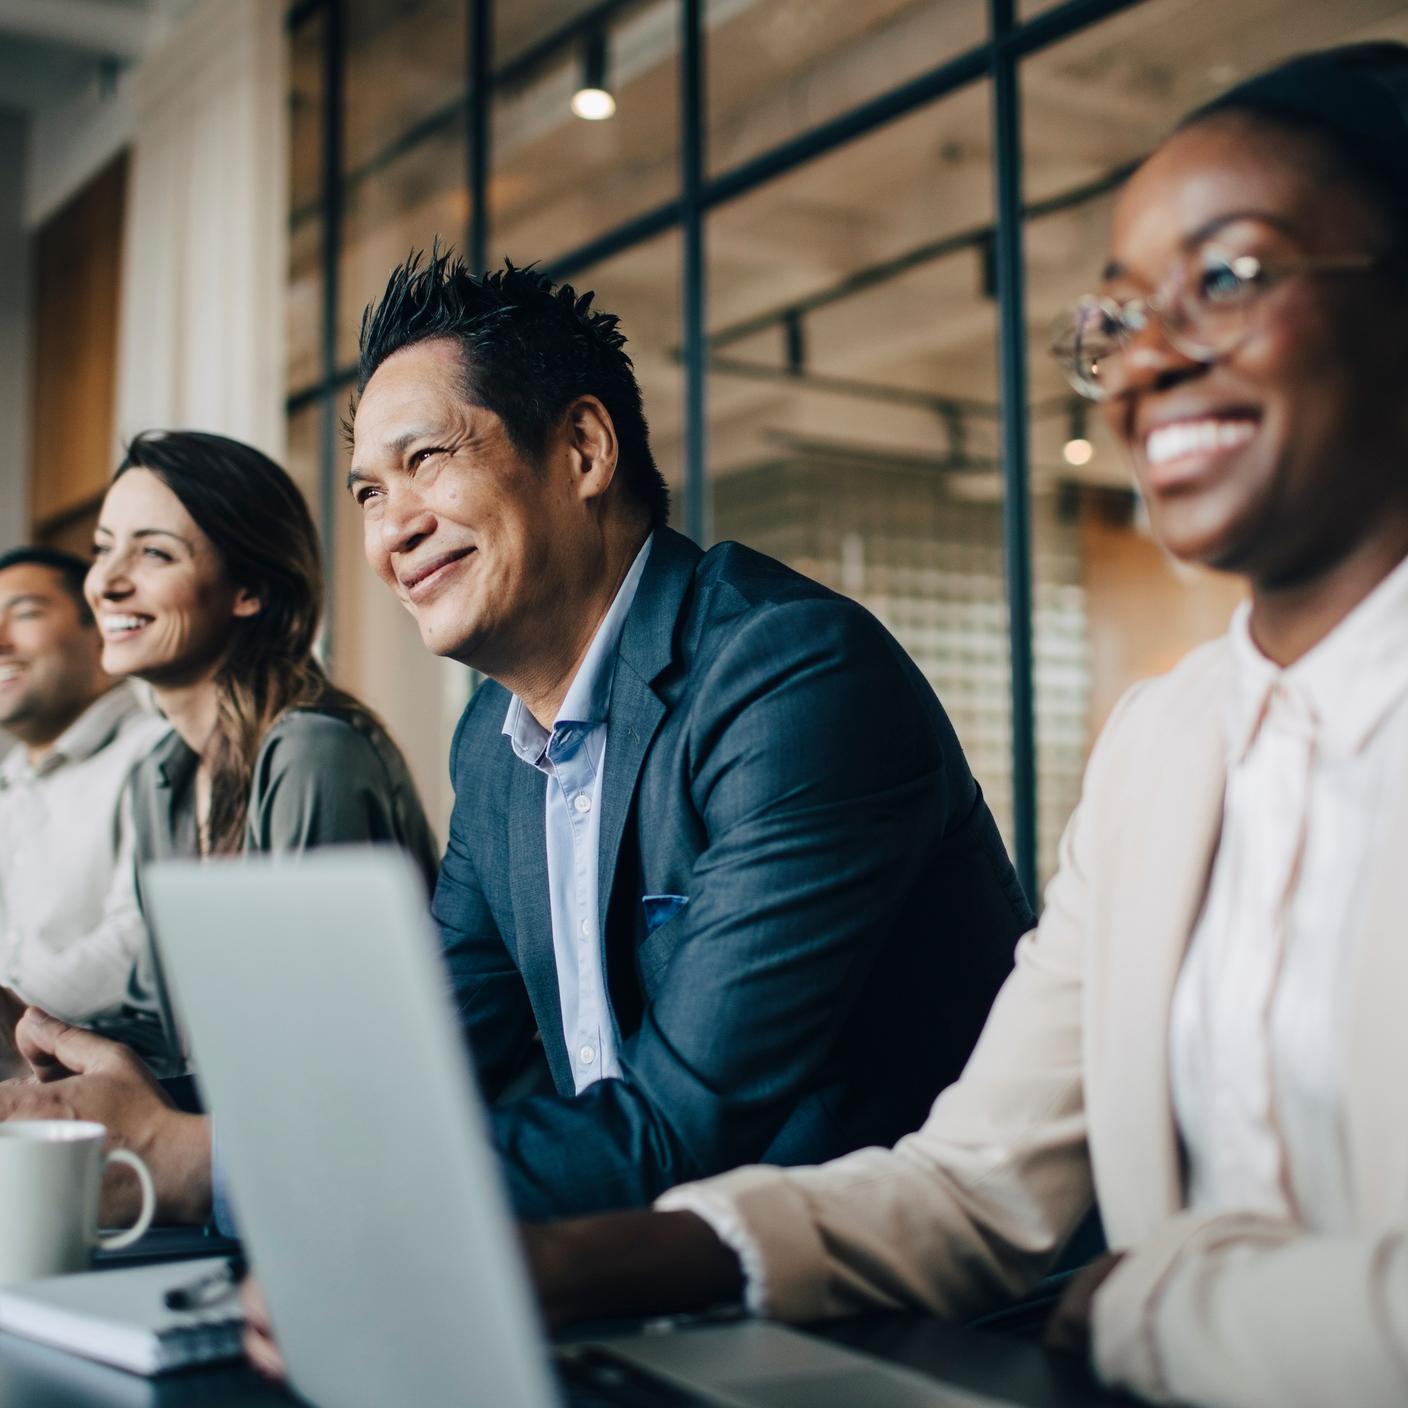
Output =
[
  {"x1": 574, "y1": 793, "x2": 592, "y2": 814},
  {"x1": 579, "y1": 918, "x2": 590, "y2": 938},
  {"x1": 579, "y1": 1045, "x2": 596, "y2": 1066}
]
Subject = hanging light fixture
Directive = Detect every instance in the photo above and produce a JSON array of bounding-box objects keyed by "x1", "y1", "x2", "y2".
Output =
[
  {"x1": 1062, "y1": 401, "x2": 1094, "y2": 467},
  {"x1": 571, "y1": 29, "x2": 616, "y2": 121}
]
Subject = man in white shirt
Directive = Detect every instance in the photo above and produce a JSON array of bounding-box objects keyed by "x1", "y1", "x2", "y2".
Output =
[{"x1": 0, "y1": 548, "x2": 166, "y2": 1070}]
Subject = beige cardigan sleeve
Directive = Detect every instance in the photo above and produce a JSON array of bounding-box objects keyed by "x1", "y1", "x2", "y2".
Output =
[
  {"x1": 655, "y1": 687, "x2": 1143, "y2": 1325},
  {"x1": 1092, "y1": 1210, "x2": 1408, "y2": 1407}
]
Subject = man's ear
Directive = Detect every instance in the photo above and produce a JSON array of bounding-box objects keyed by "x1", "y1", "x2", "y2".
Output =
[
  {"x1": 567, "y1": 395, "x2": 620, "y2": 501},
  {"x1": 232, "y1": 588, "x2": 263, "y2": 620}
]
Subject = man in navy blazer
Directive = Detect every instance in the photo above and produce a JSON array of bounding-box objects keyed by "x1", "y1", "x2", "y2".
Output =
[
  {"x1": 347, "y1": 253, "x2": 1032, "y2": 1218},
  {"x1": 0, "y1": 253, "x2": 1031, "y2": 1232}
]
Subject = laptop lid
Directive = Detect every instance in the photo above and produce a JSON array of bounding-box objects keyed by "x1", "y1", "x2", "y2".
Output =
[{"x1": 143, "y1": 848, "x2": 558, "y2": 1408}]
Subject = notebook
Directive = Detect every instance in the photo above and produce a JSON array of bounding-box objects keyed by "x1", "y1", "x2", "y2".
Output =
[{"x1": 0, "y1": 1258, "x2": 245, "y2": 1375}]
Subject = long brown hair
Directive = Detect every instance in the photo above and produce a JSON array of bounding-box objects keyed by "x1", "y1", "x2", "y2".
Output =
[{"x1": 116, "y1": 431, "x2": 370, "y2": 853}]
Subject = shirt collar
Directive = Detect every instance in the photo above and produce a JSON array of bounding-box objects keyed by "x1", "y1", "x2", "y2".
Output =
[
  {"x1": 0, "y1": 683, "x2": 147, "y2": 784},
  {"x1": 1227, "y1": 550, "x2": 1408, "y2": 763},
  {"x1": 502, "y1": 535, "x2": 654, "y2": 767}
]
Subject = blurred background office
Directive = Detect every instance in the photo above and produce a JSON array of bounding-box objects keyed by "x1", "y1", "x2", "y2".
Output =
[{"x1": 3, "y1": 0, "x2": 1406, "y2": 894}]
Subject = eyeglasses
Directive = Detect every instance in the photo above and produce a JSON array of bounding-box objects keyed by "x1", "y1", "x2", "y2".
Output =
[{"x1": 1049, "y1": 245, "x2": 1383, "y2": 401}]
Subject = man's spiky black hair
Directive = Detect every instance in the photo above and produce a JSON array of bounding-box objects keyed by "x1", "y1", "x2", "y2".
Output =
[{"x1": 355, "y1": 247, "x2": 669, "y2": 526}]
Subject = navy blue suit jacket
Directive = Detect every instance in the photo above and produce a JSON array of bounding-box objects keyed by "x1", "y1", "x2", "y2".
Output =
[{"x1": 433, "y1": 527, "x2": 1032, "y2": 1218}]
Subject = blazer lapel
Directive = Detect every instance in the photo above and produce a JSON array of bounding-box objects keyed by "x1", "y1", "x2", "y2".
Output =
[
  {"x1": 596, "y1": 528, "x2": 701, "y2": 932},
  {"x1": 1345, "y1": 765, "x2": 1408, "y2": 1220},
  {"x1": 506, "y1": 759, "x2": 572, "y2": 1091},
  {"x1": 597, "y1": 662, "x2": 667, "y2": 934},
  {"x1": 1093, "y1": 670, "x2": 1229, "y2": 1240}
]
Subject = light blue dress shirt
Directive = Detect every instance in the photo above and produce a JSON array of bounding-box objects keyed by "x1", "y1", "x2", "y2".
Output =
[{"x1": 501, "y1": 536, "x2": 652, "y2": 1094}]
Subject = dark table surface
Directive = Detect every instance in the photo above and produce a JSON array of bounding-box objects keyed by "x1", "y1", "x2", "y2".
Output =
[{"x1": 0, "y1": 1310, "x2": 1138, "y2": 1407}]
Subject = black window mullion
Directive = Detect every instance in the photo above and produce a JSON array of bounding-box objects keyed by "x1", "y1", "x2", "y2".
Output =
[
  {"x1": 680, "y1": 0, "x2": 707, "y2": 545},
  {"x1": 989, "y1": 0, "x2": 1037, "y2": 907}
]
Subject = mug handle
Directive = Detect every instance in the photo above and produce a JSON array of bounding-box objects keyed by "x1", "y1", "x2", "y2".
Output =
[{"x1": 96, "y1": 1148, "x2": 157, "y2": 1252}]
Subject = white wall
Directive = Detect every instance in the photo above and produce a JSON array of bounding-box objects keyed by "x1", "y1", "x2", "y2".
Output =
[
  {"x1": 22, "y1": 0, "x2": 200, "y2": 232},
  {"x1": 24, "y1": 75, "x2": 134, "y2": 231}
]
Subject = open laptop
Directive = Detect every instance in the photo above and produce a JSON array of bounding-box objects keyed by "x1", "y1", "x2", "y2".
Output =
[{"x1": 143, "y1": 849, "x2": 1005, "y2": 1408}]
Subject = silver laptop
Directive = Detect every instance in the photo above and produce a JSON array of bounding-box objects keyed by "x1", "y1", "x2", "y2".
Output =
[{"x1": 143, "y1": 849, "x2": 1003, "y2": 1408}]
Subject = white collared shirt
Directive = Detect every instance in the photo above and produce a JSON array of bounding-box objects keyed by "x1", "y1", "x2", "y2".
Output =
[
  {"x1": 502, "y1": 537, "x2": 652, "y2": 1093},
  {"x1": 0, "y1": 684, "x2": 168, "y2": 1022},
  {"x1": 1170, "y1": 551, "x2": 1408, "y2": 1231}
]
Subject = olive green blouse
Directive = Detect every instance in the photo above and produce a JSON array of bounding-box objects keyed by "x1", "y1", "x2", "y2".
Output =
[{"x1": 118, "y1": 706, "x2": 439, "y2": 1067}]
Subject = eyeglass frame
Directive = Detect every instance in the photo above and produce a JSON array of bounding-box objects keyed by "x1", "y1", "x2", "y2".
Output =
[{"x1": 1050, "y1": 245, "x2": 1387, "y2": 402}]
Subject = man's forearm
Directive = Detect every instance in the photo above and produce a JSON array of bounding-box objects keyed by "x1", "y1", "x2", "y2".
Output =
[{"x1": 523, "y1": 1209, "x2": 744, "y2": 1331}]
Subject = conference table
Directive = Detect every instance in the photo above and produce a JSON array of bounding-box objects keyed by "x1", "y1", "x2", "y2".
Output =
[{"x1": 0, "y1": 1303, "x2": 1141, "y2": 1407}]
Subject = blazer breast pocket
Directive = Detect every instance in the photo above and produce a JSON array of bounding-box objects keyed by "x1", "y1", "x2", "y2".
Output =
[
  {"x1": 642, "y1": 893, "x2": 689, "y2": 935},
  {"x1": 638, "y1": 895, "x2": 690, "y2": 989}
]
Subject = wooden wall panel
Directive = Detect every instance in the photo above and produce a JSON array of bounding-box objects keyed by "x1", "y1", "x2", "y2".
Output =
[{"x1": 30, "y1": 153, "x2": 127, "y2": 537}]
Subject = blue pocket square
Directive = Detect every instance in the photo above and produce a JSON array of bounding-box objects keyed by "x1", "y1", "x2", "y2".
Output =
[{"x1": 642, "y1": 894, "x2": 689, "y2": 934}]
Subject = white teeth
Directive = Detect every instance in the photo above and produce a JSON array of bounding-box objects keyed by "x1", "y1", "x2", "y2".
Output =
[
  {"x1": 1146, "y1": 418, "x2": 1256, "y2": 466},
  {"x1": 101, "y1": 615, "x2": 150, "y2": 637},
  {"x1": 0, "y1": 665, "x2": 22, "y2": 683}
]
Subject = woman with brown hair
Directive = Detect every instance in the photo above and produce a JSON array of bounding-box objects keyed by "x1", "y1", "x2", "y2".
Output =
[{"x1": 84, "y1": 429, "x2": 438, "y2": 1063}]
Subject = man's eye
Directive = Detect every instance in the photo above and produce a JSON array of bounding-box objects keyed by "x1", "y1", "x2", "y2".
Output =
[
  {"x1": 410, "y1": 447, "x2": 445, "y2": 469},
  {"x1": 355, "y1": 485, "x2": 383, "y2": 506}
]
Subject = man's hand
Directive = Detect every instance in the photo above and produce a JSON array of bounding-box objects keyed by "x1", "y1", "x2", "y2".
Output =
[
  {"x1": 1043, "y1": 1252, "x2": 1126, "y2": 1356},
  {"x1": 522, "y1": 1210, "x2": 746, "y2": 1333},
  {"x1": 0, "y1": 1009, "x2": 213, "y2": 1225},
  {"x1": 241, "y1": 1276, "x2": 287, "y2": 1383},
  {"x1": 0, "y1": 987, "x2": 28, "y2": 1080}
]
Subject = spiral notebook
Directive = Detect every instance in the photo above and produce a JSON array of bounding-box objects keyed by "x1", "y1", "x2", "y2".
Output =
[{"x1": 0, "y1": 1258, "x2": 245, "y2": 1376}]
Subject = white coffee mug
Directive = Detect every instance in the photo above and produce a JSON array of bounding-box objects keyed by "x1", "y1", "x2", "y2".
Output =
[{"x1": 0, "y1": 1121, "x2": 156, "y2": 1286}]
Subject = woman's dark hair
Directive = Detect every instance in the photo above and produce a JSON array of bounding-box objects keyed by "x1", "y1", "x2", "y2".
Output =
[
  {"x1": 1183, "y1": 42, "x2": 1408, "y2": 253},
  {"x1": 355, "y1": 249, "x2": 670, "y2": 527},
  {"x1": 116, "y1": 430, "x2": 369, "y2": 853}
]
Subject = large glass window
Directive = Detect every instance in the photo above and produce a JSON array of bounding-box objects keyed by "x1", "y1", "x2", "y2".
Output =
[
  {"x1": 573, "y1": 229, "x2": 685, "y2": 500},
  {"x1": 287, "y1": 0, "x2": 1408, "y2": 894},
  {"x1": 489, "y1": 0, "x2": 679, "y2": 264},
  {"x1": 344, "y1": 0, "x2": 467, "y2": 171},
  {"x1": 705, "y1": 0, "x2": 984, "y2": 172},
  {"x1": 707, "y1": 87, "x2": 1017, "y2": 845},
  {"x1": 337, "y1": 123, "x2": 468, "y2": 367}
]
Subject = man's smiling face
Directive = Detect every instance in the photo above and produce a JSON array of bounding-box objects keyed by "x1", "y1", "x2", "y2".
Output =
[
  {"x1": 349, "y1": 337, "x2": 583, "y2": 672},
  {"x1": 0, "y1": 564, "x2": 107, "y2": 745}
]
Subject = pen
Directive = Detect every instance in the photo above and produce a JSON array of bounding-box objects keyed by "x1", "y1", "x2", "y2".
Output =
[{"x1": 164, "y1": 1254, "x2": 249, "y2": 1311}]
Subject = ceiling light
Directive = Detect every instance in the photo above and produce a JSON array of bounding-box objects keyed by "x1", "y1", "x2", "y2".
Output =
[
  {"x1": 1062, "y1": 400, "x2": 1093, "y2": 467},
  {"x1": 572, "y1": 30, "x2": 615, "y2": 121},
  {"x1": 1063, "y1": 437, "x2": 1094, "y2": 467}
]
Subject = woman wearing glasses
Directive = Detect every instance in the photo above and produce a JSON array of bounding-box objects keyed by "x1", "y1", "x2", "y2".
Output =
[{"x1": 423, "y1": 42, "x2": 1408, "y2": 1408}]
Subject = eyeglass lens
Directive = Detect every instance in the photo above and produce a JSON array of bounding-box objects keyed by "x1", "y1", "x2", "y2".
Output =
[{"x1": 1053, "y1": 249, "x2": 1260, "y2": 399}]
